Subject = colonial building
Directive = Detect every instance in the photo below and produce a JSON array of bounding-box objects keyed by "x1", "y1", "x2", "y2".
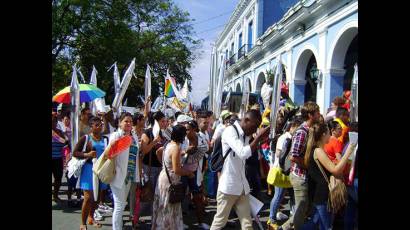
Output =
[{"x1": 209, "y1": 0, "x2": 358, "y2": 114}]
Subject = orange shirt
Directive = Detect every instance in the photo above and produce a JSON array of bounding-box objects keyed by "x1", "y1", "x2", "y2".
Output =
[{"x1": 324, "y1": 136, "x2": 343, "y2": 164}]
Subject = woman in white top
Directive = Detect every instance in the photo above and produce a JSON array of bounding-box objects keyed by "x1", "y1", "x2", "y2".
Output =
[
  {"x1": 108, "y1": 112, "x2": 139, "y2": 230},
  {"x1": 151, "y1": 125, "x2": 195, "y2": 230}
]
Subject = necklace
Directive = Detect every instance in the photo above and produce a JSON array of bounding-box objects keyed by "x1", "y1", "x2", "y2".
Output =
[{"x1": 91, "y1": 133, "x2": 101, "y2": 141}]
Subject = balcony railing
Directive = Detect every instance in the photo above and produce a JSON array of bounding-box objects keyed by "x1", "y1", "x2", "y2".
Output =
[
  {"x1": 229, "y1": 53, "x2": 236, "y2": 66},
  {"x1": 237, "y1": 44, "x2": 253, "y2": 60}
]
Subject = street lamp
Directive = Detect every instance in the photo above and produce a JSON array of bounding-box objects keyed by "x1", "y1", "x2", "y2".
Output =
[{"x1": 310, "y1": 64, "x2": 322, "y2": 86}]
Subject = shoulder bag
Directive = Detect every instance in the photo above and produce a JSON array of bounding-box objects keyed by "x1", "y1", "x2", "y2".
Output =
[
  {"x1": 163, "y1": 149, "x2": 186, "y2": 204},
  {"x1": 93, "y1": 138, "x2": 116, "y2": 184},
  {"x1": 313, "y1": 150, "x2": 347, "y2": 213}
]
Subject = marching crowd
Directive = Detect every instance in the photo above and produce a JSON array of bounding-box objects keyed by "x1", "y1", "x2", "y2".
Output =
[{"x1": 52, "y1": 93, "x2": 358, "y2": 230}]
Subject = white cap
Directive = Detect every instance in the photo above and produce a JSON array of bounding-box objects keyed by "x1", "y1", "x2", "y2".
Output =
[{"x1": 176, "y1": 114, "x2": 193, "y2": 123}]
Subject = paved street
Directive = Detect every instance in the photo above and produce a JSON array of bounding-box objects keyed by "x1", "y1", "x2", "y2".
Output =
[{"x1": 53, "y1": 170, "x2": 347, "y2": 230}]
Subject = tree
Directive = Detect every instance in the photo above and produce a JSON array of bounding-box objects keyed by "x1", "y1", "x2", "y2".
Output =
[{"x1": 52, "y1": 0, "x2": 202, "y2": 106}]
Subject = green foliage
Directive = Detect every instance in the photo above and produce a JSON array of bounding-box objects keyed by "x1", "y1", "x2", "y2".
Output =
[{"x1": 52, "y1": 0, "x2": 202, "y2": 106}]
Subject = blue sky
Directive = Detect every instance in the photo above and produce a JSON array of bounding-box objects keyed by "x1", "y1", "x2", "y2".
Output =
[{"x1": 173, "y1": 0, "x2": 239, "y2": 105}]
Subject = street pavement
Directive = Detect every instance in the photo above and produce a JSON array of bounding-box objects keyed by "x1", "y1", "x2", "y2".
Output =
[{"x1": 53, "y1": 170, "x2": 348, "y2": 230}]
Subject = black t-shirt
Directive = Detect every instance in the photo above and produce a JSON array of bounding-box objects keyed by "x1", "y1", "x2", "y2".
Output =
[
  {"x1": 142, "y1": 128, "x2": 164, "y2": 167},
  {"x1": 307, "y1": 148, "x2": 331, "y2": 205}
]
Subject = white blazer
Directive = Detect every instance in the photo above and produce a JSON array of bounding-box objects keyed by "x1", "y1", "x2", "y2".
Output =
[
  {"x1": 109, "y1": 129, "x2": 139, "y2": 189},
  {"x1": 218, "y1": 121, "x2": 252, "y2": 196}
]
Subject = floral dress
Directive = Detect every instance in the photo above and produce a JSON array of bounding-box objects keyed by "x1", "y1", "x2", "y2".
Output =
[{"x1": 151, "y1": 143, "x2": 184, "y2": 230}]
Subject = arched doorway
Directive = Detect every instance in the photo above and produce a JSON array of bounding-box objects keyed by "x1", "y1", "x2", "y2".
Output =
[
  {"x1": 328, "y1": 25, "x2": 358, "y2": 106},
  {"x1": 236, "y1": 83, "x2": 241, "y2": 92},
  {"x1": 305, "y1": 55, "x2": 318, "y2": 102},
  {"x1": 294, "y1": 49, "x2": 319, "y2": 104},
  {"x1": 343, "y1": 34, "x2": 358, "y2": 90},
  {"x1": 255, "y1": 72, "x2": 266, "y2": 93}
]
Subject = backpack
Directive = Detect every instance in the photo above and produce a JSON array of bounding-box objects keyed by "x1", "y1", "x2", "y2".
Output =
[
  {"x1": 281, "y1": 125, "x2": 308, "y2": 176},
  {"x1": 278, "y1": 137, "x2": 292, "y2": 175},
  {"x1": 208, "y1": 125, "x2": 239, "y2": 173}
]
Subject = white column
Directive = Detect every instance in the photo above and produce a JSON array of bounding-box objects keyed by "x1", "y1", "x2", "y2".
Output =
[
  {"x1": 286, "y1": 48, "x2": 292, "y2": 83},
  {"x1": 251, "y1": 70, "x2": 256, "y2": 93},
  {"x1": 317, "y1": 28, "x2": 327, "y2": 115}
]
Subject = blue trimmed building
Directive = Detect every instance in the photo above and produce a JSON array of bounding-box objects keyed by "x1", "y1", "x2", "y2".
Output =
[{"x1": 209, "y1": 0, "x2": 358, "y2": 114}]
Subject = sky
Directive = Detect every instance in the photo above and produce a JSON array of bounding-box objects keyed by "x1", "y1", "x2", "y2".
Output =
[{"x1": 173, "y1": 0, "x2": 239, "y2": 105}]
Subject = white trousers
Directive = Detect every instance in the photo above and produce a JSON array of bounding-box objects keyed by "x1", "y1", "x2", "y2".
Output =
[{"x1": 111, "y1": 182, "x2": 131, "y2": 230}]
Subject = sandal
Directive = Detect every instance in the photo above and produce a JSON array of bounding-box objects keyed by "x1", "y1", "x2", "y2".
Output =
[
  {"x1": 80, "y1": 224, "x2": 87, "y2": 230},
  {"x1": 87, "y1": 218, "x2": 102, "y2": 228}
]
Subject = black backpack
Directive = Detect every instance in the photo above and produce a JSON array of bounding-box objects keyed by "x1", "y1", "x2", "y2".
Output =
[
  {"x1": 281, "y1": 125, "x2": 308, "y2": 175},
  {"x1": 208, "y1": 125, "x2": 239, "y2": 173}
]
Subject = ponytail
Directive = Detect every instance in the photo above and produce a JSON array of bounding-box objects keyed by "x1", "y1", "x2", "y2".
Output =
[
  {"x1": 304, "y1": 126, "x2": 315, "y2": 168},
  {"x1": 304, "y1": 123, "x2": 329, "y2": 168}
]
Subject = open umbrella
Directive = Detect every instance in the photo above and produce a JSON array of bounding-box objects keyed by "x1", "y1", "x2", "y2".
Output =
[{"x1": 52, "y1": 84, "x2": 106, "y2": 104}]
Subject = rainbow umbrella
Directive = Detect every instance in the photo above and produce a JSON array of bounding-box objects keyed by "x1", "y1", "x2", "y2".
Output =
[{"x1": 53, "y1": 84, "x2": 106, "y2": 104}]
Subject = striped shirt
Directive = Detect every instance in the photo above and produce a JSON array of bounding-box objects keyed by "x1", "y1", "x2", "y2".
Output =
[{"x1": 289, "y1": 122, "x2": 309, "y2": 179}]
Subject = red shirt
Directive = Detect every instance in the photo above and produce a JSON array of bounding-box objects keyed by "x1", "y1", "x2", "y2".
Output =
[{"x1": 324, "y1": 136, "x2": 343, "y2": 163}]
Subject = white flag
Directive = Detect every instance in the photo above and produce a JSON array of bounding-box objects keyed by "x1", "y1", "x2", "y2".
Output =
[
  {"x1": 89, "y1": 65, "x2": 98, "y2": 85},
  {"x1": 113, "y1": 62, "x2": 121, "y2": 95},
  {"x1": 112, "y1": 58, "x2": 136, "y2": 113},
  {"x1": 269, "y1": 58, "x2": 283, "y2": 139},
  {"x1": 77, "y1": 67, "x2": 86, "y2": 84},
  {"x1": 180, "y1": 79, "x2": 188, "y2": 100},
  {"x1": 89, "y1": 65, "x2": 98, "y2": 115},
  {"x1": 145, "y1": 64, "x2": 152, "y2": 112},
  {"x1": 70, "y1": 65, "x2": 80, "y2": 153}
]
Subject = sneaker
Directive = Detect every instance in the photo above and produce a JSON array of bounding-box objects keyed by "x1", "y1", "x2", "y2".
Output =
[
  {"x1": 267, "y1": 218, "x2": 273, "y2": 225},
  {"x1": 199, "y1": 223, "x2": 210, "y2": 230},
  {"x1": 276, "y1": 212, "x2": 289, "y2": 221},
  {"x1": 183, "y1": 224, "x2": 189, "y2": 229},
  {"x1": 268, "y1": 223, "x2": 280, "y2": 230},
  {"x1": 94, "y1": 210, "x2": 103, "y2": 221},
  {"x1": 103, "y1": 203, "x2": 113, "y2": 211},
  {"x1": 98, "y1": 204, "x2": 113, "y2": 214}
]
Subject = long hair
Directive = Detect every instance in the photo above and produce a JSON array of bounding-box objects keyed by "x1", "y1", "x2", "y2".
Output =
[{"x1": 304, "y1": 123, "x2": 329, "y2": 168}]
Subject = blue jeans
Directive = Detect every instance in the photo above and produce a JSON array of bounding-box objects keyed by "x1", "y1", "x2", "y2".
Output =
[
  {"x1": 344, "y1": 178, "x2": 358, "y2": 230},
  {"x1": 181, "y1": 170, "x2": 200, "y2": 194},
  {"x1": 301, "y1": 203, "x2": 333, "y2": 230},
  {"x1": 269, "y1": 186, "x2": 285, "y2": 221}
]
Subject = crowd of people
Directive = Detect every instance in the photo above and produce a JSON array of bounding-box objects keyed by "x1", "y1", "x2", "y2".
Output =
[{"x1": 52, "y1": 93, "x2": 358, "y2": 230}]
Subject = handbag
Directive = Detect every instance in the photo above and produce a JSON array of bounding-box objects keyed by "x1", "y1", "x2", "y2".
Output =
[
  {"x1": 67, "y1": 135, "x2": 88, "y2": 179},
  {"x1": 266, "y1": 156, "x2": 292, "y2": 188},
  {"x1": 313, "y1": 151, "x2": 347, "y2": 213},
  {"x1": 163, "y1": 144, "x2": 185, "y2": 204},
  {"x1": 164, "y1": 163, "x2": 185, "y2": 204},
  {"x1": 140, "y1": 146, "x2": 154, "y2": 202},
  {"x1": 93, "y1": 142, "x2": 116, "y2": 184}
]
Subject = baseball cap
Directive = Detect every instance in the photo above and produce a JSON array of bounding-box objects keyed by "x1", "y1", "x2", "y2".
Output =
[
  {"x1": 176, "y1": 114, "x2": 193, "y2": 123},
  {"x1": 220, "y1": 110, "x2": 233, "y2": 121}
]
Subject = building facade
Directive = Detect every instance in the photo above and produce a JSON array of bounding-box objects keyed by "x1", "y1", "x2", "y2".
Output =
[{"x1": 209, "y1": 0, "x2": 358, "y2": 114}]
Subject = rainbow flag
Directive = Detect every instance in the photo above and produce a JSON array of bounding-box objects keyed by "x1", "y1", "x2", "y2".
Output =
[
  {"x1": 164, "y1": 78, "x2": 176, "y2": 98},
  {"x1": 164, "y1": 69, "x2": 181, "y2": 98}
]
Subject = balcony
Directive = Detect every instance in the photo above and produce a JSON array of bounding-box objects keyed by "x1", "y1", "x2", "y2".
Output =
[
  {"x1": 237, "y1": 44, "x2": 253, "y2": 60},
  {"x1": 229, "y1": 53, "x2": 236, "y2": 66}
]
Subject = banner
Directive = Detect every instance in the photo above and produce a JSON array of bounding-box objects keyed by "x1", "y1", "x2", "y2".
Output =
[
  {"x1": 269, "y1": 58, "x2": 283, "y2": 139},
  {"x1": 145, "y1": 64, "x2": 152, "y2": 111},
  {"x1": 112, "y1": 58, "x2": 136, "y2": 114},
  {"x1": 70, "y1": 65, "x2": 80, "y2": 153}
]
